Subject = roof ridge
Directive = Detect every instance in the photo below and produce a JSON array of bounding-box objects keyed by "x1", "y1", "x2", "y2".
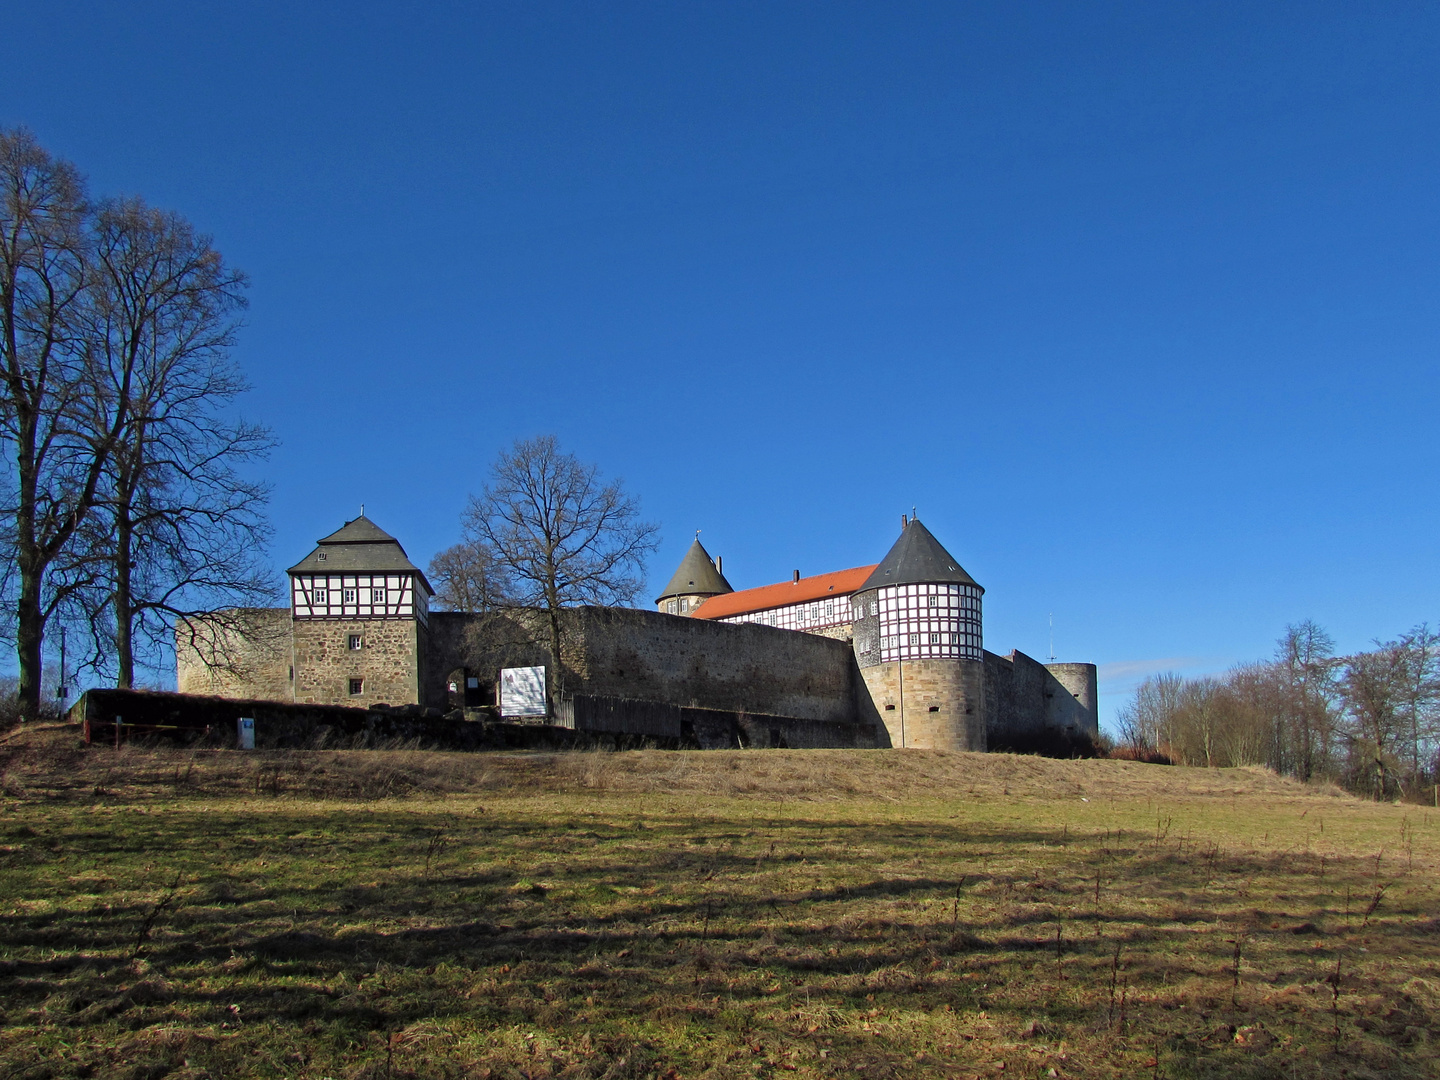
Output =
[{"x1": 692, "y1": 564, "x2": 876, "y2": 620}]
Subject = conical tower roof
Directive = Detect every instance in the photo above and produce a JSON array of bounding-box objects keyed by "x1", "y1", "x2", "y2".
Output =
[
  {"x1": 656, "y1": 538, "x2": 733, "y2": 602},
  {"x1": 857, "y1": 518, "x2": 982, "y2": 593},
  {"x1": 288, "y1": 515, "x2": 432, "y2": 594}
]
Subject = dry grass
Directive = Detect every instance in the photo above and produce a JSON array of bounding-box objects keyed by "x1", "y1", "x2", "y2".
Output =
[
  {"x1": 0, "y1": 723, "x2": 1437, "y2": 1079},
  {"x1": 0, "y1": 723, "x2": 1345, "y2": 804}
]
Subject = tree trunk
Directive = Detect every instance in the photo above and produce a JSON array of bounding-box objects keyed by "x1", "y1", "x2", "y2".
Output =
[
  {"x1": 13, "y1": 411, "x2": 43, "y2": 718},
  {"x1": 15, "y1": 562, "x2": 44, "y2": 718},
  {"x1": 547, "y1": 604, "x2": 563, "y2": 713},
  {"x1": 114, "y1": 500, "x2": 134, "y2": 690}
]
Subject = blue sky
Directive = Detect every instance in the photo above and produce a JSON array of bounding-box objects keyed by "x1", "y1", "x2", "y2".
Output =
[{"x1": 5, "y1": 2, "x2": 1440, "y2": 729}]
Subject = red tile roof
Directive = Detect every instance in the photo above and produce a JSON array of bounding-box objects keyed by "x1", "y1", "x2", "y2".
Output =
[{"x1": 691, "y1": 565, "x2": 878, "y2": 621}]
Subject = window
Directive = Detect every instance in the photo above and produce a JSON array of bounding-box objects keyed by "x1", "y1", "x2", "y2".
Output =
[
  {"x1": 348, "y1": 634, "x2": 362, "y2": 651},
  {"x1": 824, "y1": 602, "x2": 834, "y2": 617},
  {"x1": 929, "y1": 633, "x2": 940, "y2": 644},
  {"x1": 927, "y1": 595, "x2": 938, "y2": 608},
  {"x1": 342, "y1": 588, "x2": 357, "y2": 604},
  {"x1": 908, "y1": 633, "x2": 919, "y2": 646},
  {"x1": 312, "y1": 588, "x2": 328, "y2": 605},
  {"x1": 371, "y1": 587, "x2": 386, "y2": 604},
  {"x1": 348, "y1": 678, "x2": 363, "y2": 695},
  {"x1": 666, "y1": 600, "x2": 678, "y2": 614},
  {"x1": 679, "y1": 598, "x2": 689, "y2": 613}
]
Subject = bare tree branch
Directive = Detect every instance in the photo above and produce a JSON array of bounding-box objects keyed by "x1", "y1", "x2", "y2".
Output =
[{"x1": 461, "y1": 435, "x2": 659, "y2": 702}]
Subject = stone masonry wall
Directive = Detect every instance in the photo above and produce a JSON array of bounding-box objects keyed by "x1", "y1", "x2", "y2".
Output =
[
  {"x1": 421, "y1": 611, "x2": 476, "y2": 709},
  {"x1": 859, "y1": 658, "x2": 985, "y2": 751},
  {"x1": 427, "y1": 607, "x2": 870, "y2": 728},
  {"x1": 985, "y1": 650, "x2": 1100, "y2": 752},
  {"x1": 175, "y1": 608, "x2": 292, "y2": 702},
  {"x1": 292, "y1": 619, "x2": 421, "y2": 708},
  {"x1": 570, "y1": 606, "x2": 862, "y2": 724},
  {"x1": 984, "y1": 649, "x2": 1050, "y2": 749},
  {"x1": 1044, "y1": 662, "x2": 1099, "y2": 737}
]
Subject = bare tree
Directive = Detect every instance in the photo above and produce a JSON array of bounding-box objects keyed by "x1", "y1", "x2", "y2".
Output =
[
  {"x1": 428, "y1": 537, "x2": 512, "y2": 613},
  {"x1": 0, "y1": 130, "x2": 269, "y2": 707},
  {"x1": 1341, "y1": 641, "x2": 1410, "y2": 800},
  {"x1": 461, "y1": 435, "x2": 659, "y2": 701},
  {"x1": 84, "y1": 196, "x2": 268, "y2": 687},
  {"x1": 0, "y1": 129, "x2": 136, "y2": 716},
  {"x1": 1115, "y1": 671, "x2": 1185, "y2": 755},
  {"x1": 1394, "y1": 624, "x2": 1440, "y2": 782},
  {"x1": 1274, "y1": 620, "x2": 1339, "y2": 780},
  {"x1": 1222, "y1": 662, "x2": 1282, "y2": 767}
]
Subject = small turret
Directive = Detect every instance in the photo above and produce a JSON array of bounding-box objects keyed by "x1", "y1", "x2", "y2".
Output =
[{"x1": 656, "y1": 536, "x2": 733, "y2": 616}]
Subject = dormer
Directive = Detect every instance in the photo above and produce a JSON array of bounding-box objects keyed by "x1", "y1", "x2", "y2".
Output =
[{"x1": 288, "y1": 515, "x2": 434, "y2": 624}]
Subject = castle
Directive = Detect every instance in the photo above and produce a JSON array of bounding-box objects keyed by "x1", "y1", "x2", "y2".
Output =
[{"x1": 177, "y1": 514, "x2": 1098, "y2": 752}]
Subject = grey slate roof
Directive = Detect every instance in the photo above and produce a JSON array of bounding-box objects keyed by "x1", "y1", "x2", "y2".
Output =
[
  {"x1": 288, "y1": 515, "x2": 434, "y2": 594},
  {"x1": 856, "y1": 518, "x2": 982, "y2": 594},
  {"x1": 656, "y1": 538, "x2": 733, "y2": 602}
]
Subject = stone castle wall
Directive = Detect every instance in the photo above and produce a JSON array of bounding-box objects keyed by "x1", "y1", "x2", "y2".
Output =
[
  {"x1": 567, "y1": 606, "x2": 863, "y2": 724},
  {"x1": 175, "y1": 608, "x2": 292, "y2": 701},
  {"x1": 420, "y1": 611, "x2": 476, "y2": 708},
  {"x1": 1043, "y1": 662, "x2": 1099, "y2": 737},
  {"x1": 859, "y1": 658, "x2": 986, "y2": 751},
  {"x1": 173, "y1": 602, "x2": 1091, "y2": 755},
  {"x1": 984, "y1": 649, "x2": 1100, "y2": 752},
  {"x1": 418, "y1": 607, "x2": 873, "y2": 730}
]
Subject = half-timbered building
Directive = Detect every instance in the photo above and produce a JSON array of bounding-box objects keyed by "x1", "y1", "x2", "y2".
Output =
[{"x1": 286, "y1": 516, "x2": 434, "y2": 707}]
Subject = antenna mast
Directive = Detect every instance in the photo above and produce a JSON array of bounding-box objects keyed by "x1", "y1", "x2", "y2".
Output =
[{"x1": 1048, "y1": 613, "x2": 1055, "y2": 662}]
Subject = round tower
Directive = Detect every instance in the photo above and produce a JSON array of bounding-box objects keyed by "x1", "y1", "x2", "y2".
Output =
[
  {"x1": 851, "y1": 517, "x2": 986, "y2": 750},
  {"x1": 656, "y1": 536, "x2": 733, "y2": 616}
]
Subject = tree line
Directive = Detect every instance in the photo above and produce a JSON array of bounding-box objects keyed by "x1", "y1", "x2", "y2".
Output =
[
  {"x1": 0, "y1": 129, "x2": 272, "y2": 716},
  {"x1": 1116, "y1": 620, "x2": 1440, "y2": 800}
]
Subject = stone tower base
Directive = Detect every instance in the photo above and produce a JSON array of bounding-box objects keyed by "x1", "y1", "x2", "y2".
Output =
[{"x1": 860, "y1": 658, "x2": 986, "y2": 751}]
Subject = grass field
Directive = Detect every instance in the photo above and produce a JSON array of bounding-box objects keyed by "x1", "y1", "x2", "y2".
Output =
[{"x1": 1, "y1": 725, "x2": 1438, "y2": 1079}]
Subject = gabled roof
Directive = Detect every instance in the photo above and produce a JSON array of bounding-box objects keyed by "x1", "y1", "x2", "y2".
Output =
[
  {"x1": 692, "y1": 565, "x2": 877, "y2": 621},
  {"x1": 657, "y1": 538, "x2": 733, "y2": 602},
  {"x1": 856, "y1": 518, "x2": 981, "y2": 594},
  {"x1": 288, "y1": 515, "x2": 434, "y2": 594}
]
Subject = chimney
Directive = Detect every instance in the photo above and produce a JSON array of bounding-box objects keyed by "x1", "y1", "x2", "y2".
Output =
[
  {"x1": 793, "y1": 570, "x2": 800, "y2": 583},
  {"x1": 716, "y1": 555, "x2": 722, "y2": 575},
  {"x1": 901, "y1": 514, "x2": 908, "y2": 532}
]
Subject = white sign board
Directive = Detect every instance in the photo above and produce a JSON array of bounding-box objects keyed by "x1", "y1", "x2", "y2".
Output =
[
  {"x1": 236, "y1": 717, "x2": 255, "y2": 750},
  {"x1": 500, "y1": 666, "x2": 547, "y2": 718}
]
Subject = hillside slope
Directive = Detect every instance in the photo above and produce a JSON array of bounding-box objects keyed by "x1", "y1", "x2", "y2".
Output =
[{"x1": 0, "y1": 720, "x2": 1349, "y2": 804}]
